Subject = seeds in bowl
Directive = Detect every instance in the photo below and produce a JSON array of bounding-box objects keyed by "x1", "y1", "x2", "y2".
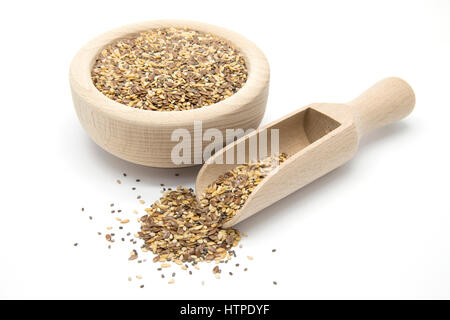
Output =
[
  {"x1": 137, "y1": 153, "x2": 288, "y2": 264},
  {"x1": 91, "y1": 27, "x2": 248, "y2": 111}
]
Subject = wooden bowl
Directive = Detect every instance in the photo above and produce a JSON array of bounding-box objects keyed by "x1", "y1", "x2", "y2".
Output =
[{"x1": 69, "y1": 20, "x2": 270, "y2": 167}]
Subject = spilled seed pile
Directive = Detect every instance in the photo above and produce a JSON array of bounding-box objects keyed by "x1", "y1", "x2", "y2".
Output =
[
  {"x1": 137, "y1": 153, "x2": 288, "y2": 264},
  {"x1": 91, "y1": 27, "x2": 248, "y2": 111}
]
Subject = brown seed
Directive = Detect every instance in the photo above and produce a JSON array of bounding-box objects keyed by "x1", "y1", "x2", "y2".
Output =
[
  {"x1": 213, "y1": 266, "x2": 221, "y2": 274},
  {"x1": 128, "y1": 250, "x2": 138, "y2": 261}
]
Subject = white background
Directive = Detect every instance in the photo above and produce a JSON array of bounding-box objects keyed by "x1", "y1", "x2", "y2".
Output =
[{"x1": 0, "y1": 0, "x2": 449, "y2": 299}]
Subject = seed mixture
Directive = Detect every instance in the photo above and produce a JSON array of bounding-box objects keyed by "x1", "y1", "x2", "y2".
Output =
[
  {"x1": 77, "y1": 155, "x2": 287, "y2": 288},
  {"x1": 91, "y1": 27, "x2": 248, "y2": 111},
  {"x1": 137, "y1": 154, "x2": 288, "y2": 264}
]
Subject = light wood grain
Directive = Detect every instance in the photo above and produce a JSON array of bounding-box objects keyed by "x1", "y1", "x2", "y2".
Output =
[
  {"x1": 69, "y1": 20, "x2": 270, "y2": 167},
  {"x1": 196, "y1": 77, "x2": 415, "y2": 227}
]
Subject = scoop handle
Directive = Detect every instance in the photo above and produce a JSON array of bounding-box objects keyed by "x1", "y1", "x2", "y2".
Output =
[{"x1": 348, "y1": 77, "x2": 415, "y2": 136}]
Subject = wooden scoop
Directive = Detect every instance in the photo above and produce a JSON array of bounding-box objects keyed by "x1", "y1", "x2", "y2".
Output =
[{"x1": 195, "y1": 77, "x2": 415, "y2": 227}]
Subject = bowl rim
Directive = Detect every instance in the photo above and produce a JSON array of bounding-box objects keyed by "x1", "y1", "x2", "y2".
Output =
[{"x1": 69, "y1": 19, "x2": 270, "y2": 126}]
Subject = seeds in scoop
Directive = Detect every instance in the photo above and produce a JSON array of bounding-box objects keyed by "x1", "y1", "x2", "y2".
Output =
[
  {"x1": 91, "y1": 27, "x2": 248, "y2": 112},
  {"x1": 199, "y1": 154, "x2": 288, "y2": 225}
]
